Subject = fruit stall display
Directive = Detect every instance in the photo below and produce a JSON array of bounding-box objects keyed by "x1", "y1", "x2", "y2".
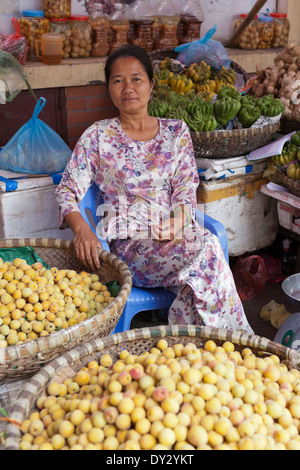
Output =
[
  {"x1": 0, "y1": 238, "x2": 132, "y2": 382},
  {"x1": 147, "y1": 57, "x2": 282, "y2": 158},
  {"x1": 150, "y1": 58, "x2": 283, "y2": 131},
  {"x1": 5, "y1": 325, "x2": 300, "y2": 451},
  {"x1": 265, "y1": 130, "x2": 300, "y2": 197},
  {"x1": 251, "y1": 42, "x2": 300, "y2": 133}
]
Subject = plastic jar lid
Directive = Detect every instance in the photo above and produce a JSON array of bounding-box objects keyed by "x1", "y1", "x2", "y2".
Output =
[
  {"x1": 270, "y1": 13, "x2": 287, "y2": 18},
  {"x1": 240, "y1": 14, "x2": 258, "y2": 18},
  {"x1": 69, "y1": 15, "x2": 89, "y2": 21},
  {"x1": 22, "y1": 10, "x2": 45, "y2": 17},
  {"x1": 258, "y1": 15, "x2": 274, "y2": 22}
]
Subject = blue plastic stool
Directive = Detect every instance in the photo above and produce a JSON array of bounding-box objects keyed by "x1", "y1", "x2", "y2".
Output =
[{"x1": 79, "y1": 183, "x2": 229, "y2": 333}]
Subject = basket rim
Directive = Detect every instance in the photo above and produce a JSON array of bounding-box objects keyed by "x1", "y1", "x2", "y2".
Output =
[
  {"x1": 190, "y1": 120, "x2": 281, "y2": 141},
  {"x1": 0, "y1": 238, "x2": 132, "y2": 365},
  {"x1": 5, "y1": 324, "x2": 300, "y2": 450}
]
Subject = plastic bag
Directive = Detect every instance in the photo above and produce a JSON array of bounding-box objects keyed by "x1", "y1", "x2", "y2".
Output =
[
  {"x1": 232, "y1": 255, "x2": 269, "y2": 301},
  {"x1": 0, "y1": 50, "x2": 35, "y2": 103},
  {"x1": 0, "y1": 97, "x2": 72, "y2": 175},
  {"x1": 0, "y1": 18, "x2": 28, "y2": 65},
  {"x1": 175, "y1": 25, "x2": 231, "y2": 70},
  {"x1": 0, "y1": 246, "x2": 50, "y2": 269}
]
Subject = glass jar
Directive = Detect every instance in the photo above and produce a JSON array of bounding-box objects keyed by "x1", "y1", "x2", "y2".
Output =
[
  {"x1": 233, "y1": 14, "x2": 260, "y2": 49},
  {"x1": 129, "y1": 18, "x2": 154, "y2": 52},
  {"x1": 89, "y1": 3, "x2": 109, "y2": 57},
  {"x1": 50, "y1": 18, "x2": 71, "y2": 59},
  {"x1": 42, "y1": 0, "x2": 71, "y2": 19},
  {"x1": 154, "y1": 15, "x2": 180, "y2": 50},
  {"x1": 18, "y1": 10, "x2": 50, "y2": 61},
  {"x1": 177, "y1": 15, "x2": 202, "y2": 45},
  {"x1": 108, "y1": 3, "x2": 129, "y2": 54},
  {"x1": 68, "y1": 16, "x2": 92, "y2": 58},
  {"x1": 270, "y1": 13, "x2": 290, "y2": 48},
  {"x1": 257, "y1": 16, "x2": 274, "y2": 49}
]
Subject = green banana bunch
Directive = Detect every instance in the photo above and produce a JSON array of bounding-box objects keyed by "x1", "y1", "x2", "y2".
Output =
[
  {"x1": 214, "y1": 98, "x2": 241, "y2": 126},
  {"x1": 186, "y1": 99, "x2": 214, "y2": 118},
  {"x1": 291, "y1": 130, "x2": 300, "y2": 148},
  {"x1": 165, "y1": 108, "x2": 190, "y2": 123},
  {"x1": 148, "y1": 100, "x2": 169, "y2": 117},
  {"x1": 217, "y1": 86, "x2": 241, "y2": 102},
  {"x1": 241, "y1": 95, "x2": 256, "y2": 107},
  {"x1": 238, "y1": 105, "x2": 261, "y2": 128},
  {"x1": 272, "y1": 142, "x2": 298, "y2": 167},
  {"x1": 256, "y1": 95, "x2": 284, "y2": 117},
  {"x1": 187, "y1": 114, "x2": 218, "y2": 132}
]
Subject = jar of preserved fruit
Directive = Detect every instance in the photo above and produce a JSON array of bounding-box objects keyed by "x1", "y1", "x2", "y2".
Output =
[
  {"x1": 50, "y1": 18, "x2": 71, "y2": 59},
  {"x1": 177, "y1": 15, "x2": 202, "y2": 45},
  {"x1": 154, "y1": 15, "x2": 180, "y2": 50},
  {"x1": 270, "y1": 13, "x2": 290, "y2": 48},
  {"x1": 108, "y1": 4, "x2": 129, "y2": 54},
  {"x1": 42, "y1": 0, "x2": 71, "y2": 19},
  {"x1": 233, "y1": 14, "x2": 260, "y2": 49},
  {"x1": 68, "y1": 16, "x2": 92, "y2": 58},
  {"x1": 89, "y1": 3, "x2": 109, "y2": 57},
  {"x1": 18, "y1": 10, "x2": 50, "y2": 61},
  {"x1": 129, "y1": 18, "x2": 154, "y2": 52},
  {"x1": 257, "y1": 16, "x2": 274, "y2": 49}
]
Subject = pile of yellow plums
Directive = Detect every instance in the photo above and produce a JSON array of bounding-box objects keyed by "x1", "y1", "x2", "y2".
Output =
[
  {"x1": 19, "y1": 338, "x2": 300, "y2": 450},
  {"x1": 0, "y1": 257, "x2": 113, "y2": 347}
]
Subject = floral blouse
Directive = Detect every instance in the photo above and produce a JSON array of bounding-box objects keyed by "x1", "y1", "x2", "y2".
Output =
[{"x1": 56, "y1": 117, "x2": 199, "y2": 242}]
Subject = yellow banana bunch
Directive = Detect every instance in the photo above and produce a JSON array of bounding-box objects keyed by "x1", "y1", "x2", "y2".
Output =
[
  {"x1": 215, "y1": 66, "x2": 236, "y2": 86},
  {"x1": 287, "y1": 163, "x2": 300, "y2": 180},
  {"x1": 195, "y1": 80, "x2": 218, "y2": 94},
  {"x1": 188, "y1": 61, "x2": 211, "y2": 83},
  {"x1": 170, "y1": 75, "x2": 194, "y2": 95},
  {"x1": 196, "y1": 91, "x2": 216, "y2": 101}
]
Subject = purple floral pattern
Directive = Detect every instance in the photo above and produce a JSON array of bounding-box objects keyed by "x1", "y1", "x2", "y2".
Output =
[{"x1": 56, "y1": 117, "x2": 253, "y2": 333}]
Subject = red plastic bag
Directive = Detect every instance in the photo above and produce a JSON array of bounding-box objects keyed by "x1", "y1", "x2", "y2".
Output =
[
  {"x1": 0, "y1": 18, "x2": 28, "y2": 65},
  {"x1": 232, "y1": 255, "x2": 269, "y2": 301}
]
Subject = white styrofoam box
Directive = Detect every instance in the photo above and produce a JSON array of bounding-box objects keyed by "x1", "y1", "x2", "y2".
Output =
[
  {"x1": 0, "y1": 170, "x2": 73, "y2": 240},
  {"x1": 196, "y1": 155, "x2": 267, "y2": 171},
  {"x1": 197, "y1": 157, "x2": 268, "y2": 181},
  {"x1": 197, "y1": 171, "x2": 279, "y2": 257}
]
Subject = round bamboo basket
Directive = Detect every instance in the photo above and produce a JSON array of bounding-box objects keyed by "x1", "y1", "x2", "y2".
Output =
[
  {"x1": 0, "y1": 238, "x2": 132, "y2": 382},
  {"x1": 190, "y1": 121, "x2": 281, "y2": 159},
  {"x1": 268, "y1": 168, "x2": 300, "y2": 198},
  {"x1": 5, "y1": 324, "x2": 300, "y2": 450}
]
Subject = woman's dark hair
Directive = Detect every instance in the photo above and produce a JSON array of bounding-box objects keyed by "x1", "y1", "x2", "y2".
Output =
[{"x1": 104, "y1": 45, "x2": 154, "y2": 85}]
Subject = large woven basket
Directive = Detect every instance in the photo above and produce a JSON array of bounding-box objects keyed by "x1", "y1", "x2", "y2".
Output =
[
  {"x1": 0, "y1": 238, "x2": 132, "y2": 382},
  {"x1": 191, "y1": 121, "x2": 281, "y2": 159},
  {"x1": 5, "y1": 324, "x2": 300, "y2": 450},
  {"x1": 268, "y1": 168, "x2": 300, "y2": 198}
]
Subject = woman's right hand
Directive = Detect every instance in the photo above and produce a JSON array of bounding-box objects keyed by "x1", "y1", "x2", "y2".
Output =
[{"x1": 65, "y1": 212, "x2": 103, "y2": 272}]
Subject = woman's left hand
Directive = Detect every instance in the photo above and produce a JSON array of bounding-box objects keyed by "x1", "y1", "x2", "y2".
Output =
[{"x1": 151, "y1": 216, "x2": 185, "y2": 242}]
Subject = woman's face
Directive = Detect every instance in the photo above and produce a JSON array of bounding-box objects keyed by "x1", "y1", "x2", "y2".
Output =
[{"x1": 108, "y1": 56, "x2": 154, "y2": 115}]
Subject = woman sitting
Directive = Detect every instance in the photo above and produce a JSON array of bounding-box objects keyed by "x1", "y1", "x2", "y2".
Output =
[{"x1": 56, "y1": 44, "x2": 253, "y2": 334}]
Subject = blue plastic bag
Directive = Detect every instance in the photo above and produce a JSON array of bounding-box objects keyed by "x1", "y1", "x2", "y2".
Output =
[
  {"x1": 175, "y1": 25, "x2": 231, "y2": 70},
  {"x1": 0, "y1": 97, "x2": 72, "y2": 174}
]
